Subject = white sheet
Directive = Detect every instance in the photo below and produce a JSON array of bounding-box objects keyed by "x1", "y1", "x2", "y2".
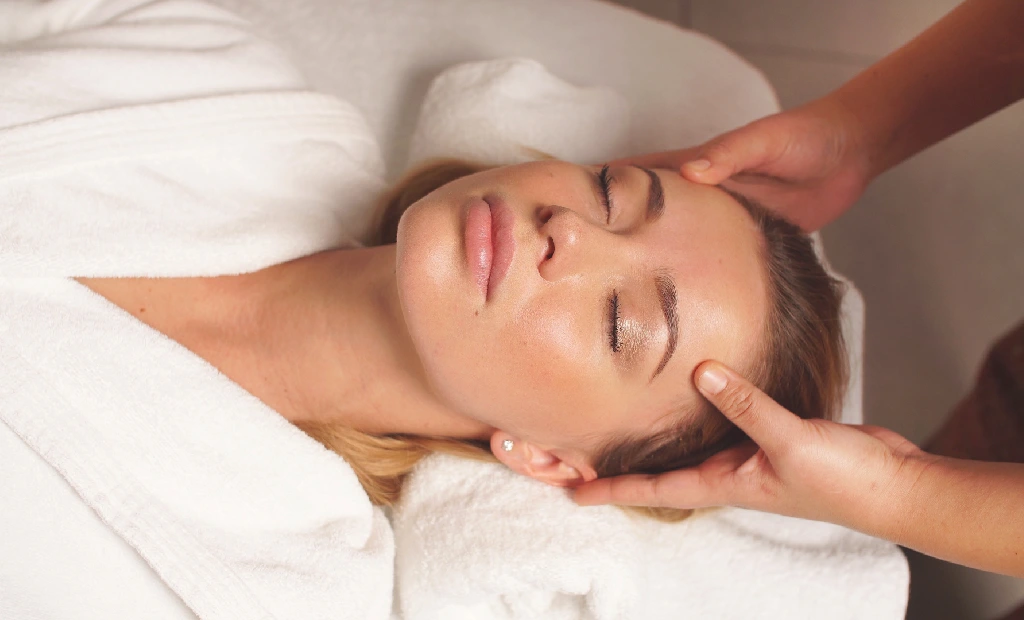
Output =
[{"x1": 208, "y1": 0, "x2": 781, "y2": 180}]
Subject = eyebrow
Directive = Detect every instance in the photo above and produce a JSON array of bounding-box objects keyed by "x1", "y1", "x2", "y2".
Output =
[
  {"x1": 652, "y1": 271, "x2": 679, "y2": 381},
  {"x1": 595, "y1": 164, "x2": 675, "y2": 379},
  {"x1": 632, "y1": 165, "x2": 675, "y2": 380},
  {"x1": 632, "y1": 165, "x2": 665, "y2": 222}
]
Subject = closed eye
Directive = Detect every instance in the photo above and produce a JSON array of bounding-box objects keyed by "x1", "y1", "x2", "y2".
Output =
[
  {"x1": 598, "y1": 164, "x2": 614, "y2": 224},
  {"x1": 607, "y1": 290, "x2": 621, "y2": 353}
]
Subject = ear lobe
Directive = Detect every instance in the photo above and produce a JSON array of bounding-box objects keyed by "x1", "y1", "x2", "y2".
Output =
[
  {"x1": 489, "y1": 431, "x2": 533, "y2": 477},
  {"x1": 489, "y1": 432, "x2": 596, "y2": 488}
]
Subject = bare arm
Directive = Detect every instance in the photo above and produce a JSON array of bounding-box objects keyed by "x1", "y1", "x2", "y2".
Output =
[
  {"x1": 883, "y1": 456, "x2": 1024, "y2": 576},
  {"x1": 618, "y1": 0, "x2": 1024, "y2": 230},
  {"x1": 835, "y1": 0, "x2": 1024, "y2": 178}
]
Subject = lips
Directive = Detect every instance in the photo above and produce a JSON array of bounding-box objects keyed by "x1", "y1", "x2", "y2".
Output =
[{"x1": 464, "y1": 195, "x2": 516, "y2": 301}]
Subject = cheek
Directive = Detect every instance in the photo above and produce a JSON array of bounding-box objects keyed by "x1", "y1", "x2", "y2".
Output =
[
  {"x1": 489, "y1": 299, "x2": 614, "y2": 431},
  {"x1": 507, "y1": 305, "x2": 590, "y2": 393}
]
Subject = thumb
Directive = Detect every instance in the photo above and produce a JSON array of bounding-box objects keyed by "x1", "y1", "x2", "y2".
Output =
[
  {"x1": 681, "y1": 124, "x2": 773, "y2": 185},
  {"x1": 694, "y1": 361, "x2": 803, "y2": 454}
]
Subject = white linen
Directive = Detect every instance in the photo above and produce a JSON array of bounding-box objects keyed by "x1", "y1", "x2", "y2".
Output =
[
  {"x1": 405, "y1": 58, "x2": 630, "y2": 168},
  {"x1": 0, "y1": 0, "x2": 384, "y2": 278},
  {"x1": 394, "y1": 456, "x2": 910, "y2": 620},
  {"x1": 0, "y1": 279, "x2": 393, "y2": 620},
  {"x1": 207, "y1": 0, "x2": 781, "y2": 180},
  {"x1": 0, "y1": 1, "x2": 393, "y2": 618},
  {"x1": 387, "y1": 57, "x2": 898, "y2": 619},
  {"x1": 0, "y1": 0, "x2": 899, "y2": 618}
]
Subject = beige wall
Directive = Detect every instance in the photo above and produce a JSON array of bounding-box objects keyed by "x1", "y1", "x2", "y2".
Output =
[{"x1": 612, "y1": 0, "x2": 1024, "y2": 618}]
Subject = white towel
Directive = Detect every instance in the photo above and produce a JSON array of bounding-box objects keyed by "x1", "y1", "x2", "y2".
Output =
[
  {"x1": 206, "y1": 0, "x2": 780, "y2": 178},
  {"x1": 394, "y1": 457, "x2": 909, "y2": 620},
  {"x1": 0, "y1": 0, "x2": 385, "y2": 278},
  {"x1": 392, "y1": 456, "x2": 642, "y2": 620},
  {"x1": 0, "y1": 2, "x2": 394, "y2": 618},
  {"x1": 389, "y1": 59, "x2": 905, "y2": 619},
  {"x1": 406, "y1": 58, "x2": 630, "y2": 168}
]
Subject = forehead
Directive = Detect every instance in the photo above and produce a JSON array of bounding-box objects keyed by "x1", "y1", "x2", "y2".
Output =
[{"x1": 627, "y1": 170, "x2": 768, "y2": 423}]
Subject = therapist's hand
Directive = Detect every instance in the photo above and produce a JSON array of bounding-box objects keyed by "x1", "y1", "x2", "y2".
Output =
[
  {"x1": 613, "y1": 97, "x2": 872, "y2": 232},
  {"x1": 574, "y1": 361, "x2": 928, "y2": 535}
]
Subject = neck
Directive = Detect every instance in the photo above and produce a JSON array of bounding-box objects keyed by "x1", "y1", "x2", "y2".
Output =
[{"x1": 115, "y1": 247, "x2": 493, "y2": 442}]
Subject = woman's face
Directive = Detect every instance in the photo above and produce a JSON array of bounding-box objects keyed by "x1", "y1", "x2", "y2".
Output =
[{"x1": 395, "y1": 160, "x2": 767, "y2": 463}]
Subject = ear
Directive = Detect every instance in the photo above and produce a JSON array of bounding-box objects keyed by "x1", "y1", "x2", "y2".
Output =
[{"x1": 489, "y1": 431, "x2": 598, "y2": 488}]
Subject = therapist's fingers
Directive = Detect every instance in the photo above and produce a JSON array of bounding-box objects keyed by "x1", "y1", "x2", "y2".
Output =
[
  {"x1": 609, "y1": 125, "x2": 773, "y2": 186},
  {"x1": 573, "y1": 441, "x2": 759, "y2": 508},
  {"x1": 679, "y1": 125, "x2": 774, "y2": 185},
  {"x1": 609, "y1": 132, "x2": 769, "y2": 186},
  {"x1": 694, "y1": 361, "x2": 805, "y2": 457},
  {"x1": 573, "y1": 470, "x2": 706, "y2": 508},
  {"x1": 607, "y1": 147, "x2": 701, "y2": 172}
]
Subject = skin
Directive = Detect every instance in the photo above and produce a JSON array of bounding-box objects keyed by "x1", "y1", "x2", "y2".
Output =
[
  {"x1": 80, "y1": 160, "x2": 767, "y2": 487},
  {"x1": 590, "y1": 0, "x2": 1024, "y2": 579},
  {"x1": 617, "y1": 0, "x2": 1024, "y2": 233}
]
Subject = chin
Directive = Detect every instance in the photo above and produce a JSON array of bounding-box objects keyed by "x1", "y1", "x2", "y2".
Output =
[{"x1": 394, "y1": 201, "x2": 479, "y2": 407}]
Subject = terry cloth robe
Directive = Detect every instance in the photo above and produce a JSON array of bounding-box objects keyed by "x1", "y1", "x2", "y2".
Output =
[{"x1": 0, "y1": 1, "x2": 393, "y2": 619}]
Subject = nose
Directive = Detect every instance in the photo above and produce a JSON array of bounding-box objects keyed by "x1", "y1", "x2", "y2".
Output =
[{"x1": 535, "y1": 205, "x2": 618, "y2": 282}]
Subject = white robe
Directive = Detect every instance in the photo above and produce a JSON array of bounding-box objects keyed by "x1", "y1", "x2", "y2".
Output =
[{"x1": 0, "y1": 1, "x2": 393, "y2": 618}]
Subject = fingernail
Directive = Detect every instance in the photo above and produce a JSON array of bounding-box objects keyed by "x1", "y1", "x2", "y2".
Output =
[
  {"x1": 684, "y1": 159, "x2": 711, "y2": 172},
  {"x1": 698, "y1": 365, "x2": 728, "y2": 395}
]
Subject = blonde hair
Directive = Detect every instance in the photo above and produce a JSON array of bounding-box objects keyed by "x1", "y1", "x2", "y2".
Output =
[
  {"x1": 294, "y1": 421, "x2": 493, "y2": 505},
  {"x1": 299, "y1": 159, "x2": 847, "y2": 523}
]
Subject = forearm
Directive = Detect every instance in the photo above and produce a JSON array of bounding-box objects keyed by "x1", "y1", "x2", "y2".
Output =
[
  {"x1": 879, "y1": 455, "x2": 1024, "y2": 577},
  {"x1": 826, "y1": 0, "x2": 1024, "y2": 179}
]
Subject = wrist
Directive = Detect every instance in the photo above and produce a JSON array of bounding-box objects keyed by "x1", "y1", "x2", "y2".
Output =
[
  {"x1": 864, "y1": 451, "x2": 943, "y2": 544},
  {"x1": 814, "y1": 89, "x2": 885, "y2": 183}
]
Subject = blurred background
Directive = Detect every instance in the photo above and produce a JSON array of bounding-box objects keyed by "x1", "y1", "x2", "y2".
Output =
[{"x1": 607, "y1": 0, "x2": 1024, "y2": 618}]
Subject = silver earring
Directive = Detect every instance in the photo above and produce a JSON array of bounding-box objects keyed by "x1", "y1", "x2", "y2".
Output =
[{"x1": 501, "y1": 439, "x2": 514, "y2": 452}]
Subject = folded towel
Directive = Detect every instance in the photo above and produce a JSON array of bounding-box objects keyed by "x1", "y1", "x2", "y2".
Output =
[
  {"x1": 389, "y1": 58, "x2": 904, "y2": 619},
  {"x1": 406, "y1": 58, "x2": 630, "y2": 168},
  {"x1": 392, "y1": 455, "x2": 641, "y2": 620},
  {"x1": 395, "y1": 455, "x2": 909, "y2": 620}
]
